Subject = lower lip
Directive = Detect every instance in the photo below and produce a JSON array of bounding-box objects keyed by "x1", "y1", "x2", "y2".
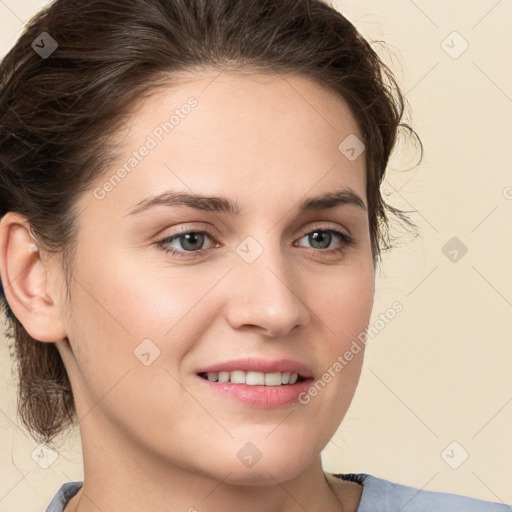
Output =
[{"x1": 196, "y1": 375, "x2": 314, "y2": 408}]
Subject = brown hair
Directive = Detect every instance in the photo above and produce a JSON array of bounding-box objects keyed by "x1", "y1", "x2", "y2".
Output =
[{"x1": 0, "y1": 0, "x2": 421, "y2": 445}]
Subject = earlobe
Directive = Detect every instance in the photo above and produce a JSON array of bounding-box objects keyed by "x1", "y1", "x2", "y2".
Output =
[{"x1": 0, "y1": 212, "x2": 67, "y2": 343}]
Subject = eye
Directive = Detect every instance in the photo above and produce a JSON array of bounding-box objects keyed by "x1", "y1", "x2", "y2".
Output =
[
  {"x1": 157, "y1": 227, "x2": 217, "y2": 258},
  {"x1": 156, "y1": 224, "x2": 355, "y2": 259},
  {"x1": 295, "y1": 227, "x2": 354, "y2": 255}
]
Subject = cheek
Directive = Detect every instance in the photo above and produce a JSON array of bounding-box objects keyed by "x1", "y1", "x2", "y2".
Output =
[
  {"x1": 309, "y1": 261, "x2": 375, "y2": 342},
  {"x1": 301, "y1": 263, "x2": 373, "y2": 407},
  {"x1": 65, "y1": 250, "x2": 230, "y2": 410},
  {"x1": 63, "y1": 256, "x2": 209, "y2": 441},
  {"x1": 76, "y1": 245, "x2": 211, "y2": 337}
]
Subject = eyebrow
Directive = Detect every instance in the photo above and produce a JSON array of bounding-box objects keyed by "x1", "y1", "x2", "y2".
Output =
[{"x1": 126, "y1": 187, "x2": 367, "y2": 217}]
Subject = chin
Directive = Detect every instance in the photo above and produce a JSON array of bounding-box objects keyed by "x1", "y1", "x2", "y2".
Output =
[
  {"x1": 222, "y1": 464, "x2": 304, "y2": 487},
  {"x1": 200, "y1": 440, "x2": 317, "y2": 487}
]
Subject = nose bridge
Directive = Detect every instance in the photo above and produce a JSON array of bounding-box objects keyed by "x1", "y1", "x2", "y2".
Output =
[{"x1": 226, "y1": 232, "x2": 310, "y2": 336}]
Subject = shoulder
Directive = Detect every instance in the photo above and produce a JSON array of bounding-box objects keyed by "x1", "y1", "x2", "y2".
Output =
[
  {"x1": 332, "y1": 473, "x2": 512, "y2": 512},
  {"x1": 46, "y1": 481, "x2": 83, "y2": 512}
]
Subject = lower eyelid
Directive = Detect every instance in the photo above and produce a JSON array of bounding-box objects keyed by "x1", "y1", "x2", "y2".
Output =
[
  {"x1": 158, "y1": 227, "x2": 352, "y2": 255},
  {"x1": 161, "y1": 231, "x2": 216, "y2": 250},
  {"x1": 296, "y1": 229, "x2": 353, "y2": 247}
]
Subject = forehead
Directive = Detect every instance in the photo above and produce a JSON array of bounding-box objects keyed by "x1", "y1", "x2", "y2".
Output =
[{"x1": 83, "y1": 68, "x2": 366, "y2": 218}]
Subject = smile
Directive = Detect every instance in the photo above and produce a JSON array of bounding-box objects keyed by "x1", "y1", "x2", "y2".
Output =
[{"x1": 197, "y1": 370, "x2": 306, "y2": 386}]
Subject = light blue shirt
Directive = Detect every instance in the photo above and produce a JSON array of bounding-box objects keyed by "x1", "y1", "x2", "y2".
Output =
[{"x1": 46, "y1": 473, "x2": 511, "y2": 511}]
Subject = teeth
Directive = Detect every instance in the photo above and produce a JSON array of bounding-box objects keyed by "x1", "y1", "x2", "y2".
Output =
[
  {"x1": 230, "y1": 370, "x2": 246, "y2": 384},
  {"x1": 264, "y1": 372, "x2": 282, "y2": 386},
  {"x1": 203, "y1": 370, "x2": 301, "y2": 386},
  {"x1": 218, "y1": 371, "x2": 230, "y2": 383},
  {"x1": 246, "y1": 371, "x2": 265, "y2": 385}
]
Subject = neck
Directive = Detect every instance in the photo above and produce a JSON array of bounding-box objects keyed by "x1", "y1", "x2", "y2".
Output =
[{"x1": 65, "y1": 424, "x2": 349, "y2": 512}]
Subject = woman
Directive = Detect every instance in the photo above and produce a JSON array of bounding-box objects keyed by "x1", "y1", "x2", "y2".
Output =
[{"x1": 0, "y1": 1, "x2": 509, "y2": 511}]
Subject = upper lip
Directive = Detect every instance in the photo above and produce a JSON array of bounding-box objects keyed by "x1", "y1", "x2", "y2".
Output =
[{"x1": 196, "y1": 357, "x2": 314, "y2": 378}]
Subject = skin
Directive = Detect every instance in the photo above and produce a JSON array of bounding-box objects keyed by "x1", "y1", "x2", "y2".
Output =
[{"x1": 0, "y1": 69, "x2": 375, "y2": 512}]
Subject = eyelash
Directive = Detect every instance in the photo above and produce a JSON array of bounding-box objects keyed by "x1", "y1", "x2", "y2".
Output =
[{"x1": 156, "y1": 224, "x2": 355, "y2": 259}]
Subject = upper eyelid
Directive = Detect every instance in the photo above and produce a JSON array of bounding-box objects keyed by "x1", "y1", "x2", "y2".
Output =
[
  {"x1": 297, "y1": 222, "x2": 350, "y2": 237},
  {"x1": 164, "y1": 222, "x2": 350, "y2": 240},
  {"x1": 157, "y1": 224, "x2": 354, "y2": 259}
]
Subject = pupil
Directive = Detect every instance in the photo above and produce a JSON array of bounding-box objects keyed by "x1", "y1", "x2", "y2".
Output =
[
  {"x1": 182, "y1": 232, "x2": 204, "y2": 251},
  {"x1": 310, "y1": 231, "x2": 331, "y2": 249}
]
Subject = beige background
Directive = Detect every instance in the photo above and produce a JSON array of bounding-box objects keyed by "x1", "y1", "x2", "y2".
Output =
[{"x1": 1, "y1": 0, "x2": 511, "y2": 510}]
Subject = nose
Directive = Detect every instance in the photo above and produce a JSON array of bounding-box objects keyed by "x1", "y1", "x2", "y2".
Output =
[{"x1": 225, "y1": 239, "x2": 310, "y2": 338}]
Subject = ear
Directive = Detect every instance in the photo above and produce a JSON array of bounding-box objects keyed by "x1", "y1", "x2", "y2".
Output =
[{"x1": 0, "y1": 212, "x2": 67, "y2": 342}]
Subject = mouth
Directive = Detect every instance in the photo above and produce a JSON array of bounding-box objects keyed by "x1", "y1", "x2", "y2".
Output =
[
  {"x1": 195, "y1": 368, "x2": 314, "y2": 408},
  {"x1": 197, "y1": 370, "x2": 308, "y2": 386},
  {"x1": 194, "y1": 357, "x2": 314, "y2": 408}
]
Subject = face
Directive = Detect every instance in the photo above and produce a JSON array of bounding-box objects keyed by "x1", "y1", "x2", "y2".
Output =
[{"x1": 54, "y1": 69, "x2": 375, "y2": 485}]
